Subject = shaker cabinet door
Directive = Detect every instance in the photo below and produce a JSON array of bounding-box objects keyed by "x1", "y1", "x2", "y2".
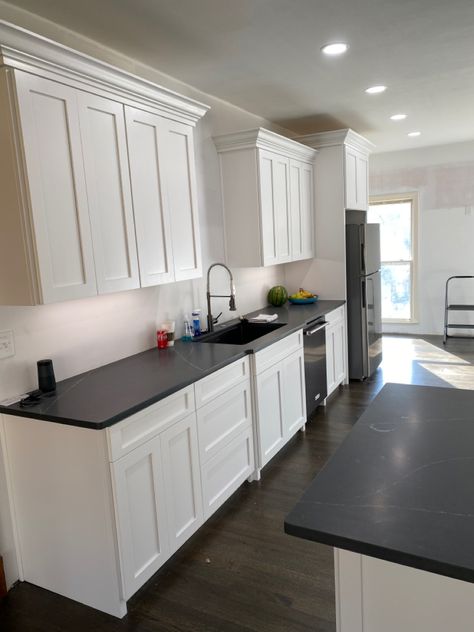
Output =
[
  {"x1": 255, "y1": 362, "x2": 286, "y2": 466},
  {"x1": 282, "y1": 349, "x2": 307, "y2": 437},
  {"x1": 159, "y1": 119, "x2": 202, "y2": 281},
  {"x1": 290, "y1": 159, "x2": 314, "y2": 261},
  {"x1": 14, "y1": 70, "x2": 97, "y2": 303},
  {"x1": 112, "y1": 435, "x2": 170, "y2": 600},
  {"x1": 326, "y1": 325, "x2": 337, "y2": 396},
  {"x1": 345, "y1": 147, "x2": 369, "y2": 211},
  {"x1": 125, "y1": 107, "x2": 174, "y2": 286},
  {"x1": 160, "y1": 414, "x2": 204, "y2": 552},
  {"x1": 77, "y1": 92, "x2": 140, "y2": 294},
  {"x1": 258, "y1": 149, "x2": 291, "y2": 265}
]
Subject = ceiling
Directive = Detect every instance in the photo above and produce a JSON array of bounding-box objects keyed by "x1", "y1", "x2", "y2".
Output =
[{"x1": 2, "y1": 0, "x2": 474, "y2": 152}]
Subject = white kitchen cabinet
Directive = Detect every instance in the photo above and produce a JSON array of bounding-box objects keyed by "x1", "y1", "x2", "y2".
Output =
[
  {"x1": 326, "y1": 306, "x2": 347, "y2": 397},
  {"x1": 77, "y1": 92, "x2": 140, "y2": 294},
  {"x1": 255, "y1": 361, "x2": 286, "y2": 466},
  {"x1": 259, "y1": 149, "x2": 291, "y2": 265},
  {"x1": 214, "y1": 128, "x2": 317, "y2": 268},
  {"x1": 0, "y1": 22, "x2": 209, "y2": 305},
  {"x1": 253, "y1": 332, "x2": 307, "y2": 470},
  {"x1": 112, "y1": 435, "x2": 170, "y2": 599},
  {"x1": 160, "y1": 414, "x2": 204, "y2": 551},
  {"x1": 10, "y1": 70, "x2": 98, "y2": 304},
  {"x1": 201, "y1": 427, "x2": 254, "y2": 519},
  {"x1": 195, "y1": 356, "x2": 255, "y2": 518},
  {"x1": 294, "y1": 129, "x2": 374, "y2": 301},
  {"x1": 345, "y1": 146, "x2": 369, "y2": 211},
  {"x1": 125, "y1": 106, "x2": 175, "y2": 287},
  {"x1": 289, "y1": 159, "x2": 314, "y2": 261},
  {"x1": 161, "y1": 118, "x2": 203, "y2": 281},
  {"x1": 282, "y1": 349, "x2": 306, "y2": 436}
]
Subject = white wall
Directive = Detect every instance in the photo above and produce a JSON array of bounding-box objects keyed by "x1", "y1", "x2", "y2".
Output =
[
  {"x1": 0, "y1": 3, "x2": 290, "y2": 587},
  {"x1": 370, "y1": 140, "x2": 474, "y2": 335}
]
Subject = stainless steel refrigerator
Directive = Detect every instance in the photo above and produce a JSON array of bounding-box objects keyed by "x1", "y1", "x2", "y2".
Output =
[{"x1": 346, "y1": 223, "x2": 383, "y2": 379}]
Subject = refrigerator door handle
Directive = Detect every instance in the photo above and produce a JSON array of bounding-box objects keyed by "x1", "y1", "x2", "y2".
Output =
[
  {"x1": 361, "y1": 279, "x2": 366, "y2": 308},
  {"x1": 361, "y1": 243, "x2": 366, "y2": 274}
]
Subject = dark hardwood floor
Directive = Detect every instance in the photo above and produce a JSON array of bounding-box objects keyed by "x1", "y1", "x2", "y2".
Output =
[{"x1": 1, "y1": 335, "x2": 473, "y2": 632}]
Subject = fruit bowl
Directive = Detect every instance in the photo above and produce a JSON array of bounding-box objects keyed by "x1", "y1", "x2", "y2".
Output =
[{"x1": 288, "y1": 296, "x2": 318, "y2": 304}]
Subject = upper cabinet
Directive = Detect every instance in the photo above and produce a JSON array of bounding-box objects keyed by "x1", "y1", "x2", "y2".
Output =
[
  {"x1": 299, "y1": 129, "x2": 374, "y2": 212},
  {"x1": 344, "y1": 145, "x2": 369, "y2": 211},
  {"x1": 214, "y1": 128, "x2": 317, "y2": 268},
  {"x1": 0, "y1": 22, "x2": 209, "y2": 305}
]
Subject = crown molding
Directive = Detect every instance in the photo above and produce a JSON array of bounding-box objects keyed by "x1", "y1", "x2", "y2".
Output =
[
  {"x1": 0, "y1": 20, "x2": 209, "y2": 125},
  {"x1": 213, "y1": 127, "x2": 318, "y2": 162},
  {"x1": 297, "y1": 128, "x2": 375, "y2": 154}
]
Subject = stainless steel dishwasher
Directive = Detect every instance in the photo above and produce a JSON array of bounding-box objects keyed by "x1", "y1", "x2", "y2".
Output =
[{"x1": 303, "y1": 317, "x2": 328, "y2": 418}]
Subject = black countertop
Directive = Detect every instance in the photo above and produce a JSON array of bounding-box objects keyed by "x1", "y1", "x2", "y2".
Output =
[
  {"x1": 0, "y1": 300, "x2": 344, "y2": 430},
  {"x1": 285, "y1": 383, "x2": 474, "y2": 584}
]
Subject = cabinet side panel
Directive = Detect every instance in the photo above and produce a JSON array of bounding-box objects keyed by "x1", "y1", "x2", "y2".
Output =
[
  {"x1": 362, "y1": 554, "x2": 474, "y2": 632},
  {"x1": 4, "y1": 417, "x2": 126, "y2": 618},
  {"x1": 219, "y1": 148, "x2": 261, "y2": 267},
  {"x1": 0, "y1": 70, "x2": 37, "y2": 305}
]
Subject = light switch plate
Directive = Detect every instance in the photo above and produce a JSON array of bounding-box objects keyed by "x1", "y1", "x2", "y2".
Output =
[{"x1": 0, "y1": 330, "x2": 15, "y2": 359}]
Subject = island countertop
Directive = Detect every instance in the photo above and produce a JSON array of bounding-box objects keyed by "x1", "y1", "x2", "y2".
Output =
[
  {"x1": 285, "y1": 383, "x2": 474, "y2": 584},
  {"x1": 0, "y1": 299, "x2": 344, "y2": 430}
]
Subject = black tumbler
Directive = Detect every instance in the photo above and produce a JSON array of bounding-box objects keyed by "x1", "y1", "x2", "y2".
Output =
[{"x1": 37, "y1": 359, "x2": 56, "y2": 393}]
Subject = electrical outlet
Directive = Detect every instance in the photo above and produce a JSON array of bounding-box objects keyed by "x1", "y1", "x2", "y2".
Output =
[{"x1": 0, "y1": 330, "x2": 15, "y2": 359}]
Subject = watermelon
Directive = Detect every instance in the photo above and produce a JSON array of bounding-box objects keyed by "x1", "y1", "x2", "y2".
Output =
[{"x1": 267, "y1": 285, "x2": 288, "y2": 306}]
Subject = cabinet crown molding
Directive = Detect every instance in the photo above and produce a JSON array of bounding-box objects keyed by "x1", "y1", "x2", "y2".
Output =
[
  {"x1": 0, "y1": 20, "x2": 209, "y2": 125},
  {"x1": 213, "y1": 127, "x2": 317, "y2": 162},
  {"x1": 297, "y1": 128, "x2": 375, "y2": 154}
]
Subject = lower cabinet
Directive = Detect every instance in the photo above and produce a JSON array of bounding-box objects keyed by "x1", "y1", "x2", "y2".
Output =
[
  {"x1": 201, "y1": 428, "x2": 254, "y2": 519},
  {"x1": 326, "y1": 307, "x2": 347, "y2": 397},
  {"x1": 112, "y1": 435, "x2": 170, "y2": 599},
  {"x1": 112, "y1": 413, "x2": 203, "y2": 599},
  {"x1": 195, "y1": 365, "x2": 254, "y2": 519},
  {"x1": 253, "y1": 333, "x2": 307, "y2": 470},
  {"x1": 160, "y1": 415, "x2": 204, "y2": 551}
]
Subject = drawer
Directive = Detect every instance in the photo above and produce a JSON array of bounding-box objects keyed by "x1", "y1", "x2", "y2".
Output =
[
  {"x1": 326, "y1": 305, "x2": 345, "y2": 325},
  {"x1": 197, "y1": 379, "x2": 252, "y2": 463},
  {"x1": 194, "y1": 356, "x2": 249, "y2": 408},
  {"x1": 252, "y1": 330, "x2": 303, "y2": 374},
  {"x1": 201, "y1": 427, "x2": 254, "y2": 520},
  {"x1": 107, "y1": 386, "x2": 195, "y2": 461}
]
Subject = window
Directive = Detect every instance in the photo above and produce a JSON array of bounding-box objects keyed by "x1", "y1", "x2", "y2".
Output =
[{"x1": 368, "y1": 193, "x2": 418, "y2": 323}]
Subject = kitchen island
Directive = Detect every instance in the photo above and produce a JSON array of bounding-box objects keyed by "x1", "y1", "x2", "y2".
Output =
[{"x1": 285, "y1": 383, "x2": 474, "y2": 631}]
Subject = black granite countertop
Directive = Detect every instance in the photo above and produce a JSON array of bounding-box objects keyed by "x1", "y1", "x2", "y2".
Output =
[
  {"x1": 285, "y1": 383, "x2": 474, "y2": 584},
  {"x1": 0, "y1": 300, "x2": 344, "y2": 430}
]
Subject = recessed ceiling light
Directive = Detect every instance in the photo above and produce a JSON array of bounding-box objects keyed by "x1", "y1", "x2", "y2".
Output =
[
  {"x1": 408, "y1": 131, "x2": 421, "y2": 137},
  {"x1": 390, "y1": 113, "x2": 407, "y2": 121},
  {"x1": 365, "y1": 85, "x2": 387, "y2": 94},
  {"x1": 321, "y1": 42, "x2": 349, "y2": 56}
]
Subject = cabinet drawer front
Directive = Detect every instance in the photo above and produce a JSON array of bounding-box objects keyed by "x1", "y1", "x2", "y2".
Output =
[
  {"x1": 201, "y1": 428, "x2": 254, "y2": 520},
  {"x1": 197, "y1": 380, "x2": 252, "y2": 464},
  {"x1": 253, "y1": 330, "x2": 303, "y2": 374},
  {"x1": 194, "y1": 357, "x2": 249, "y2": 408},
  {"x1": 107, "y1": 386, "x2": 195, "y2": 461},
  {"x1": 326, "y1": 306, "x2": 345, "y2": 325}
]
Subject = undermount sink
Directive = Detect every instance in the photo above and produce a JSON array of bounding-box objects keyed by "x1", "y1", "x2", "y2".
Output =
[{"x1": 195, "y1": 320, "x2": 285, "y2": 345}]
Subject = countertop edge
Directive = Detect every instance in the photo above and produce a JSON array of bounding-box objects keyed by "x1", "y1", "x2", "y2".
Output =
[
  {"x1": 0, "y1": 300, "x2": 345, "y2": 429},
  {"x1": 284, "y1": 521, "x2": 474, "y2": 584}
]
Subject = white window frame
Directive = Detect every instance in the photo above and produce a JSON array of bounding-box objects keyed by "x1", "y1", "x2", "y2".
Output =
[{"x1": 369, "y1": 192, "x2": 419, "y2": 324}]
